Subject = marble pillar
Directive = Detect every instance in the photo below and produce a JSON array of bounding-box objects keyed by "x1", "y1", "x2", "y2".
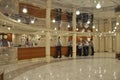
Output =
[
  {"x1": 99, "y1": 20, "x2": 104, "y2": 52},
  {"x1": 72, "y1": 8, "x2": 76, "y2": 59},
  {"x1": 108, "y1": 18, "x2": 112, "y2": 52},
  {"x1": 116, "y1": 33, "x2": 120, "y2": 53},
  {"x1": 45, "y1": 0, "x2": 51, "y2": 62},
  {"x1": 94, "y1": 19, "x2": 99, "y2": 52}
]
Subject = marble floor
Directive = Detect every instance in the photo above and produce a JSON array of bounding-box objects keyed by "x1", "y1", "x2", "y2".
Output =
[{"x1": 1, "y1": 52, "x2": 120, "y2": 80}]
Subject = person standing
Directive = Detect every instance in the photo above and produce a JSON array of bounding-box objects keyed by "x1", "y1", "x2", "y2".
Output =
[
  {"x1": 66, "y1": 40, "x2": 72, "y2": 57},
  {"x1": 0, "y1": 35, "x2": 2, "y2": 55},
  {"x1": 83, "y1": 40, "x2": 88, "y2": 56},
  {"x1": 85, "y1": 40, "x2": 89, "y2": 56},
  {"x1": 55, "y1": 36, "x2": 62, "y2": 58},
  {"x1": 0, "y1": 35, "x2": 2, "y2": 47},
  {"x1": 2, "y1": 35, "x2": 9, "y2": 47},
  {"x1": 90, "y1": 39, "x2": 94, "y2": 56},
  {"x1": 25, "y1": 38, "x2": 30, "y2": 47},
  {"x1": 77, "y1": 41, "x2": 83, "y2": 56}
]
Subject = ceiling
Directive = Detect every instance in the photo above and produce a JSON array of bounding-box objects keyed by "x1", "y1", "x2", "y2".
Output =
[
  {"x1": 19, "y1": 0, "x2": 120, "y2": 10},
  {"x1": 0, "y1": 0, "x2": 120, "y2": 18},
  {"x1": 53, "y1": 0, "x2": 120, "y2": 7},
  {"x1": 0, "y1": 0, "x2": 120, "y2": 35},
  {"x1": 18, "y1": 0, "x2": 120, "y2": 18}
]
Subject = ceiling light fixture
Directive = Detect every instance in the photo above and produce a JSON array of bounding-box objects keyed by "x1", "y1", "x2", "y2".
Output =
[
  {"x1": 76, "y1": 28, "x2": 78, "y2": 31},
  {"x1": 52, "y1": 19, "x2": 56, "y2": 23},
  {"x1": 93, "y1": 25, "x2": 95, "y2": 29},
  {"x1": 116, "y1": 22, "x2": 119, "y2": 25},
  {"x1": 114, "y1": 27, "x2": 117, "y2": 29},
  {"x1": 76, "y1": 10, "x2": 80, "y2": 15},
  {"x1": 17, "y1": 19, "x2": 21, "y2": 22},
  {"x1": 67, "y1": 24, "x2": 70, "y2": 28},
  {"x1": 54, "y1": 27, "x2": 57, "y2": 30},
  {"x1": 113, "y1": 30, "x2": 116, "y2": 32},
  {"x1": 22, "y1": 7, "x2": 28, "y2": 13},
  {"x1": 96, "y1": 29, "x2": 98, "y2": 31},
  {"x1": 30, "y1": 20, "x2": 35, "y2": 24},
  {"x1": 108, "y1": 31, "x2": 111, "y2": 33},
  {"x1": 8, "y1": 27, "x2": 11, "y2": 30},
  {"x1": 96, "y1": 2, "x2": 101, "y2": 9}
]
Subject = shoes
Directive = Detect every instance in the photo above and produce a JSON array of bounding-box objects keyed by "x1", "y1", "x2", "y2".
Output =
[
  {"x1": 53, "y1": 56, "x2": 58, "y2": 58},
  {"x1": 53, "y1": 56, "x2": 62, "y2": 58},
  {"x1": 59, "y1": 56, "x2": 62, "y2": 58}
]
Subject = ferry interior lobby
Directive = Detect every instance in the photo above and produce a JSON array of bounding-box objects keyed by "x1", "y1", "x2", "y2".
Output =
[{"x1": 1, "y1": 0, "x2": 120, "y2": 80}]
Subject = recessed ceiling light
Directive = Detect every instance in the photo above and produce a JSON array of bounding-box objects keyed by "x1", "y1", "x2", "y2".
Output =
[
  {"x1": 52, "y1": 19, "x2": 56, "y2": 23},
  {"x1": 76, "y1": 28, "x2": 78, "y2": 31},
  {"x1": 17, "y1": 19, "x2": 21, "y2": 22},
  {"x1": 108, "y1": 31, "x2": 111, "y2": 33},
  {"x1": 67, "y1": 24, "x2": 70, "y2": 28},
  {"x1": 8, "y1": 27, "x2": 11, "y2": 30},
  {"x1": 116, "y1": 22, "x2": 119, "y2": 25},
  {"x1": 76, "y1": 10, "x2": 80, "y2": 15},
  {"x1": 22, "y1": 8, "x2": 28, "y2": 13},
  {"x1": 114, "y1": 27, "x2": 117, "y2": 29},
  {"x1": 96, "y1": 2, "x2": 101, "y2": 9},
  {"x1": 93, "y1": 25, "x2": 95, "y2": 29},
  {"x1": 31, "y1": 20, "x2": 35, "y2": 24},
  {"x1": 96, "y1": 29, "x2": 98, "y2": 31},
  {"x1": 54, "y1": 27, "x2": 57, "y2": 30}
]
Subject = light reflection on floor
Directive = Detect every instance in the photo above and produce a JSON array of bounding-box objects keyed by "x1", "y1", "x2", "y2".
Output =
[
  {"x1": 1, "y1": 52, "x2": 120, "y2": 80},
  {"x1": 13, "y1": 58, "x2": 120, "y2": 80}
]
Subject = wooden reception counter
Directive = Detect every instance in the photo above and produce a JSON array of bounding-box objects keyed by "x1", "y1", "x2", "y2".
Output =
[
  {"x1": 18, "y1": 46, "x2": 68, "y2": 60},
  {"x1": 18, "y1": 47, "x2": 46, "y2": 60}
]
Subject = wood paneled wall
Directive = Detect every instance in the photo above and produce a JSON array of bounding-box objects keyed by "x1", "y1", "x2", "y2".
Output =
[
  {"x1": 19, "y1": 3, "x2": 93, "y2": 42},
  {"x1": 19, "y1": 3, "x2": 68, "y2": 22}
]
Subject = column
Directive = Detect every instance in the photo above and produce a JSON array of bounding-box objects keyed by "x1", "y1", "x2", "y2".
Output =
[
  {"x1": 116, "y1": 33, "x2": 120, "y2": 53},
  {"x1": 72, "y1": 8, "x2": 76, "y2": 59},
  {"x1": 115, "y1": 17, "x2": 120, "y2": 53},
  {"x1": 104, "y1": 20, "x2": 108, "y2": 51},
  {"x1": 108, "y1": 18, "x2": 112, "y2": 52},
  {"x1": 45, "y1": 0, "x2": 51, "y2": 62},
  {"x1": 99, "y1": 20, "x2": 104, "y2": 52},
  {"x1": 8, "y1": 47, "x2": 18, "y2": 63},
  {"x1": 94, "y1": 19, "x2": 99, "y2": 52}
]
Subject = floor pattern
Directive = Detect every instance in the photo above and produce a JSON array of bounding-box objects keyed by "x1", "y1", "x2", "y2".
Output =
[{"x1": 0, "y1": 52, "x2": 119, "y2": 80}]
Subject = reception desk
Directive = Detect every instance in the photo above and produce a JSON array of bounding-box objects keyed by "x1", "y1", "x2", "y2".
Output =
[
  {"x1": 18, "y1": 46, "x2": 68, "y2": 60},
  {"x1": 18, "y1": 47, "x2": 46, "y2": 60}
]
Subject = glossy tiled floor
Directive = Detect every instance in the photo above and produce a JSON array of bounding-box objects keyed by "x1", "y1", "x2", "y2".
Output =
[{"x1": 1, "y1": 52, "x2": 120, "y2": 80}]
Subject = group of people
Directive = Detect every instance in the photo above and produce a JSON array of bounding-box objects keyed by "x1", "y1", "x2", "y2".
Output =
[
  {"x1": 76, "y1": 39, "x2": 94, "y2": 56},
  {"x1": 54, "y1": 36, "x2": 94, "y2": 58}
]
